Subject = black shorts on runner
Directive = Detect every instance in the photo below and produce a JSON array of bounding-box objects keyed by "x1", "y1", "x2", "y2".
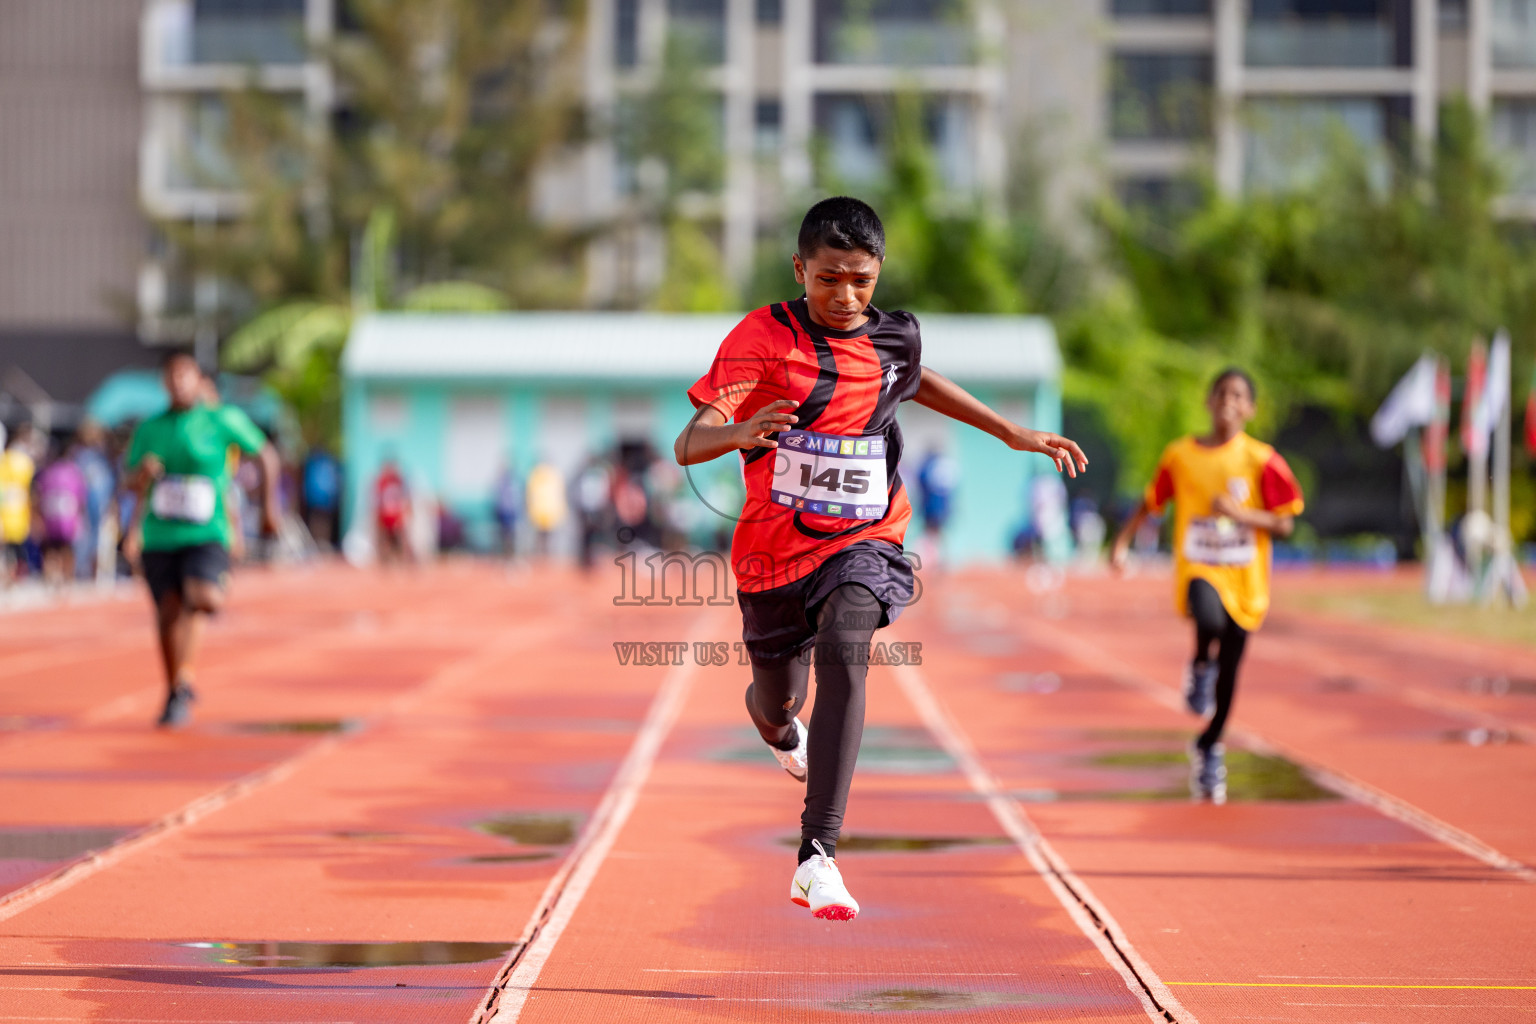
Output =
[
  {"x1": 737, "y1": 539, "x2": 915, "y2": 664},
  {"x1": 142, "y1": 542, "x2": 231, "y2": 605}
]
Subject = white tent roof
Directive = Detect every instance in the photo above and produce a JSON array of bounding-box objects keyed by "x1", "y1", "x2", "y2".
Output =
[{"x1": 344, "y1": 311, "x2": 1060, "y2": 385}]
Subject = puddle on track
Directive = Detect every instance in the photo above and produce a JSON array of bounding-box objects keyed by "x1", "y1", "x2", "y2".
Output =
[
  {"x1": 715, "y1": 726, "x2": 955, "y2": 775},
  {"x1": 0, "y1": 826, "x2": 132, "y2": 860},
  {"x1": 472, "y1": 813, "x2": 580, "y2": 846},
  {"x1": 1444, "y1": 727, "x2": 1526, "y2": 745},
  {"x1": 824, "y1": 988, "x2": 1051, "y2": 1012},
  {"x1": 462, "y1": 851, "x2": 558, "y2": 863},
  {"x1": 1466, "y1": 676, "x2": 1536, "y2": 697},
  {"x1": 1082, "y1": 748, "x2": 1337, "y2": 802},
  {"x1": 778, "y1": 834, "x2": 1009, "y2": 854},
  {"x1": 227, "y1": 720, "x2": 360, "y2": 735},
  {"x1": 183, "y1": 940, "x2": 517, "y2": 968}
]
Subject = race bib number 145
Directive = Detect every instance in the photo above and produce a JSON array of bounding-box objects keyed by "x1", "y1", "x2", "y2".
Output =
[{"x1": 770, "y1": 430, "x2": 888, "y2": 520}]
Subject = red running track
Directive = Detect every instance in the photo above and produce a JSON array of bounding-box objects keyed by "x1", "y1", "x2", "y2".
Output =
[{"x1": 0, "y1": 561, "x2": 1531, "y2": 1023}]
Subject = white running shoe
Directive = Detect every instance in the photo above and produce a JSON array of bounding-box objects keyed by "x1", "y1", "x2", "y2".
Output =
[
  {"x1": 790, "y1": 839, "x2": 859, "y2": 921},
  {"x1": 771, "y1": 718, "x2": 808, "y2": 782}
]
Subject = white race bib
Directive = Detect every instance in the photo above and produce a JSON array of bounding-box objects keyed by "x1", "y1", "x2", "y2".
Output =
[
  {"x1": 1183, "y1": 515, "x2": 1256, "y2": 566},
  {"x1": 151, "y1": 475, "x2": 217, "y2": 525},
  {"x1": 770, "y1": 430, "x2": 888, "y2": 520}
]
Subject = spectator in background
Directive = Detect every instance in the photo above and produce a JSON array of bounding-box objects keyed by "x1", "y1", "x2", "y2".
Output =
[
  {"x1": 492, "y1": 461, "x2": 520, "y2": 559},
  {"x1": 526, "y1": 460, "x2": 569, "y2": 559},
  {"x1": 0, "y1": 425, "x2": 36, "y2": 583},
  {"x1": 302, "y1": 447, "x2": 341, "y2": 549},
  {"x1": 37, "y1": 443, "x2": 87, "y2": 586},
  {"x1": 74, "y1": 420, "x2": 117, "y2": 581},
  {"x1": 915, "y1": 446, "x2": 959, "y2": 566},
  {"x1": 570, "y1": 456, "x2": 610, "y2": 568},
  {"x1": 374, "y1": 457, "x2": 413, "y2": 565}
]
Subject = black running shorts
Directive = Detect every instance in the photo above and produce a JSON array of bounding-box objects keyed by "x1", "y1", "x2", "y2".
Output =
[
  {"x1": 141, "y1": 542, "x2": 231, "y2": 605},
  {"x1": 737, "y1": 540, "x2": 915, "y2": 664}
]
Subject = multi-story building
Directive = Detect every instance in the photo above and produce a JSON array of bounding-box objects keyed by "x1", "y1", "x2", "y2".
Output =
[
  {"x1": 138, "y1": 0, "x2": 333, "y2": 357},
  {"x1": 0, "y1": 0, "x2": 152, "y2": 418},
  {"x1": 578, "y1": 0, "x2": 1536, "y2": 302}
]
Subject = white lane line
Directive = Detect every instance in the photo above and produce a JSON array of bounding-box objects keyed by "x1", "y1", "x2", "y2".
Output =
[
  {"x1": 893, "y1": 661, "x2": 1194, "y2": 1024},
  {"x1": 1030, "y1": 626, "x2": 1536, "y2": 883},
  {"x1": 0, "y1": 620, "x2": 557, "y2": 924},
  {"x1": 472, "y1": 615, "x2": 714, "y2": 1024},
  {"x1": 641, "y1": 970, "x2": 1022, "y2": 976}
]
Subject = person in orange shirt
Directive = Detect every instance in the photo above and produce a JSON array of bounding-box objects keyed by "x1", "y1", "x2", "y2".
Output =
[{"x1": 1110, "y1": 368, "x2": 1304, "y2": 803}]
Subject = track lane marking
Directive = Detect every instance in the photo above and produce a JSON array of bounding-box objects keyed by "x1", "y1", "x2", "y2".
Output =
[
  {"x1": 0, "y1": 617, "x2": 561, "y2": 924},
  {"x1": 472, "y1": 612, "x2": 719, "y2": 1024},
  {"x1": 891, "y1": 659, "x2": 1194, "y2": 1024}
]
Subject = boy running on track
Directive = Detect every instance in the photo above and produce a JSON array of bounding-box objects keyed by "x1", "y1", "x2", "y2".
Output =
[
  {"x1": 675, "y1": 197, "x2": 1087, "y2": 921},
  {"x1": 1109, "y1": 368, "x2": 1304, "y2": 803},
  {"x1": 124, "y1": 352, "x2": 281, "y2": 728}
]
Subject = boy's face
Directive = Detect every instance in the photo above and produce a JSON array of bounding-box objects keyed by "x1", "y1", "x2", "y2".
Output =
[
  {"x1": 1207, "y1": 375, "x2": 1255, "y2": 434},
  {"x1": 793, "y1": 248, "x2": 882, "y2": 331},
  {"x1": 163, "y1": 357, "x2": 204, "y2": 410}
]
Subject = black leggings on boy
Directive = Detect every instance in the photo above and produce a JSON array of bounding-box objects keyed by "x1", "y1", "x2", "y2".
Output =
[
  {"x1": 743, "y1": 583, "x2": 877, "y2": 865},
  {"x1": 1188, "y1": 577, "x2": 1248, "y2": 752}
]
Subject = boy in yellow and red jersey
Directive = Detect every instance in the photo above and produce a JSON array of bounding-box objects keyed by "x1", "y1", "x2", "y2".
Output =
[
  {"x1": 676, "y1": 197, "x2": 1088, "y2": 920},
  {"x1": 1111, "y1": 368, "x2": 1304, "y2": 803}
]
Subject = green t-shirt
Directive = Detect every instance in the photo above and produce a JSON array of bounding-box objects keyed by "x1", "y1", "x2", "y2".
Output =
[{"x1": 127, "y1": 404, "x2": 268, "y2": 552}]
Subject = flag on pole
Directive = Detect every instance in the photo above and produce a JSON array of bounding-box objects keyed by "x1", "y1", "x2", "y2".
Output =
[
  {"x1": 1371, "y1": 354, "x2": 1440, "y2": 447},
  {"x1": 1525, "y1": 363, "x2": 1536, "y2": 456},
  {"x1": 1462, "y1": 338, "x2": 1487, "y2": 459},
  {"x1": 1470, "y1": 330, "x2": 1512, "y2": 455},
  {"x1": 1426, "y1": 357, "x2": 1451, "y2": 472}
]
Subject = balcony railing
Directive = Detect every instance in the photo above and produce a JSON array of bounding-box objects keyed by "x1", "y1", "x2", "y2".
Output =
[
  {"x1": 147, "y1": 0, "x2": 308, "y2": 69},
  {"x1": 1244, "y1": 20, "x2": 1398, "y2": 68},
  {"x1": 815, "y1": 0, "x2": 973, "y2": 66}
]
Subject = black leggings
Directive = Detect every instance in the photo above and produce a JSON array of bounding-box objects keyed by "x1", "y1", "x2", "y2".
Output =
[
  {"x1": 744, "y1": 583, "x2": 877, "y2": 864},
  {"x1": 1188, "y1": 578, "x2": 1248, "y2": 752}
]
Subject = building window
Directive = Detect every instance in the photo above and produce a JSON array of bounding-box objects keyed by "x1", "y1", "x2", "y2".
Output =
[
  {"x1": 1246, "y1": 0, "x2": 1411, "y2": 68},
  {"x1": 1493, "y1": 99, "x2": 1536, "y2": 194},
  {"x1": 755, "y1": 99, "x2": 783, "y2": 155},
  {"x1": 757, "y1": 0, "x2": 783, "y2": 23},
  {"x1": 616, "y1": 0, "x2": 640, "y2": 67},
  {"x1": 1438, "y1": 0, "x2": 1468, "y2": 29},
  {"x1": 1116, "y1": 176, "x2": 1204, "y2": 218},
  {"x1": 1111, "y1": 0, "x2": 1211, "y2": 15},
  {"x1": 670, "y1": 0, "x2": 726, "y2": 63},
  {"x1": 814, "y1": 0, "x2": 972, "y2": 66},
  {"x1": 191, "y1": 0, "x2": 308, "y2": 65},
  {"x1": 1243, "y1": 95, "x2": 1406, "y2": 191},
  {"x1": 1110, "y1": 53, "x2": 1212, "y2": 140},
  {"x1": 815, "y1": 94, "x2": 975, "y2": 189},
  {"x1": 1493, "y1": 0, "x2": 1536, "y2": 68}
]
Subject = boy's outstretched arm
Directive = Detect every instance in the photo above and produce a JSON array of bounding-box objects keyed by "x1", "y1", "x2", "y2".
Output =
[
  {"x1": 673, "y1": 399, "x2": 799, "y2": 466},
  {"x1": 913, "y1": 367, "x2": 1087, "y2": 478},
  {"x1": 1109, "y1": 500, "x2": 1150, "y2": 572}
]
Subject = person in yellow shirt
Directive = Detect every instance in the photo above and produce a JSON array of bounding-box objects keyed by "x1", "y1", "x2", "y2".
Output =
[
  {"x1": 1110, "y1": 368, "x2": 1304, "y2": 802},
  {"x1": 0, "y1": 426, "x2": 37, "y2": 582}
]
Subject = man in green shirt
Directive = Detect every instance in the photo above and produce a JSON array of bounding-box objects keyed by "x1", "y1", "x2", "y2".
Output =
[{"x1": 124, "y1": 351, "x2": 281, "y2": 728}]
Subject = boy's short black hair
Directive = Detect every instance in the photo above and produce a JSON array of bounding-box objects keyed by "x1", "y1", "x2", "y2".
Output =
[
  {"x1": 797, "y1": 196, "x2": 885, "y2": 262},
  {"x1": 1210, "y1": 366, "x2": 1257, "y2": 401},
  {"x1": 161, "y1": 348, "x2": 197, "y2": 369}
]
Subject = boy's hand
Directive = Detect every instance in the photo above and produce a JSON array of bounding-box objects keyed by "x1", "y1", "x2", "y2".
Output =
[
  {"x1": 734, "y1": 400, "x2": 799, "y2": 450},
  {"x1": 1010, "y1": 428, "x2": 1088, "y2": 479},
  {"x1": 1211, "y1": 493, "x2": 1244, "y2": 521},
  {"x1": 1109, "y1": 534, "x2": 1131, "y2": 573}
]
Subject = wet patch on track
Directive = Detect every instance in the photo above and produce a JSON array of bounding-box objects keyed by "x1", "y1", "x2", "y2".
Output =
[
  {"x1": 226, "y1": 719, "x2": 361, "y2": 735},
  {"x1": 713, "y1": 725, "x2": 956, "y2": 775},
  {"x1": 1443, "y1": 727, "x2": 1526, "y2": 745},
  {"x1": 0, "y1": 826, "x2": 135, "y2": 894},
  {"x1": 1465, "y1": 676, "x2": 1536, "y2": 696},
  {"x1": 182, "y1": 940, "x2": 517, "y2": 968},
  {"x1": 461, "y1": 811, "x2": 580, "y2": 864},
  {"x1": 822, "y1": 987, "x2": 1057, "y2": 1012},
  {"x1": 1076, "y1": 746, "x2": 1337, "y2": 802}
]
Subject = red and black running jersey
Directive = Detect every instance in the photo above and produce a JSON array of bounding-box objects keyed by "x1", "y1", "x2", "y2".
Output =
[{"x1": 687, "y1": 298, "x2": 922, "y2": 592}]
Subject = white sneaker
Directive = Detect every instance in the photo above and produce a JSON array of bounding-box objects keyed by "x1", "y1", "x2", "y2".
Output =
[
  {"x1": 790, "y1": 839, "x2": 859, "y2": 921},
  {"x1": 771, "y1": 718, "x2": 808, "y2": 782}
]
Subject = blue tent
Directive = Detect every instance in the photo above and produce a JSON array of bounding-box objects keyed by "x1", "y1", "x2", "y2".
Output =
[{"x1": 85, "y1": 371, "x2": 288, "y2": 431}]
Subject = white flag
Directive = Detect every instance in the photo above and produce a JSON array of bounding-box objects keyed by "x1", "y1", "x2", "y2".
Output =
[
  {"x1": 1371, "y1": 353, "x2": 1440, "y2": 448},
  {"x1": 1470, "y1": 330, "x2": 1511, "y2": 454}
]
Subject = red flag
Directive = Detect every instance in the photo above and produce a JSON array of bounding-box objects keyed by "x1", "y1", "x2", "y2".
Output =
[
  {"x1": 1425, "y1": 358, "x2": 1451, "y2": 473},
  {"x1": 1525, "y1": 363, "x2": 1536, "y2": 456},
  {"x1": 1462, "y1": 339, "x2": 1487, "y2": 457}
]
